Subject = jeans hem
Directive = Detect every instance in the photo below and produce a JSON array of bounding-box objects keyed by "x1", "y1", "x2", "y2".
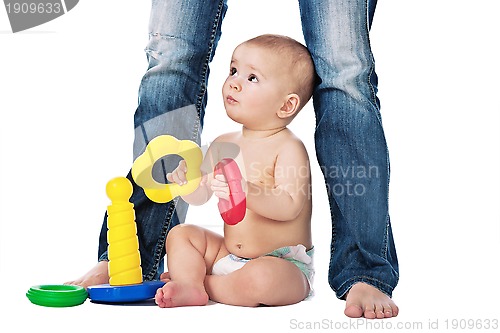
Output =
[{"x1": 334, "y1": 275, "x2": 397, "y2": 300}]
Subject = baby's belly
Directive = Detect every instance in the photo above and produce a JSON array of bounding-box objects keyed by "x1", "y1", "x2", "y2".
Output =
[{"x1": 223, "y1": 214, "x2": 312, "y2": 259}]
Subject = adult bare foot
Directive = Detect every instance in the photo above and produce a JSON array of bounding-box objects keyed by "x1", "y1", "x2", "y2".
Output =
[
  {"x1": 154, "y1": 281, "x2": 208, "y2": 308},
  {"x1": 64, "y1": 261, "x2": 109, "y2": 288},
  {"x1": 159, "y1": 271, "x2": 171, "y2": 281},
  {"x1": 344, "y1": 282, "x2": 399, "y2": 319}
]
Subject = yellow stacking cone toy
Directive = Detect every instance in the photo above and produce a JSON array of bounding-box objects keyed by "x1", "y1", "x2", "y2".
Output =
[
  {"x1": 87, "y1": 177, "x2": 165, "y2": 303},
  {"x1": 106, "y1": 177, "x2": 143, "y2": 286}
]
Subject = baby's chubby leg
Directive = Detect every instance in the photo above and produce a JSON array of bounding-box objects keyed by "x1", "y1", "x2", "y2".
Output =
[
  {"x1": 205, "y1": 256, "x2": 310, "y2": 307},
  {"x1": 155, "y1": 224, "x2": 228, "y2": 308}
]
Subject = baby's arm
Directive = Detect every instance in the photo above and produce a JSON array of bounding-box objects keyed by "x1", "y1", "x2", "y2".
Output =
[
  {"x1": 167, "y1": 136, "x2": 235, "y2": 205},
  {"x1": 167, "y1": 141, "x2": 224, "y2": 205},
  {"x1": 166, "y1": 160, "x2": 212, "y2": 205},
  {"x1": 246, "y1": 140, "x2": 310, "y2": 221}
]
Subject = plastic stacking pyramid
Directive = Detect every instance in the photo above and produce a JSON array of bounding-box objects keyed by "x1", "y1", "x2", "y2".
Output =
[{"x1": 106, "y1": 177, "x2": 143, "y2": 286}]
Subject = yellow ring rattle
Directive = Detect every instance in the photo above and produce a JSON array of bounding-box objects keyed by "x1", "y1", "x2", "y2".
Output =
[{"x1": 131, "y1": 135, "x2": 203, "y2": 203}]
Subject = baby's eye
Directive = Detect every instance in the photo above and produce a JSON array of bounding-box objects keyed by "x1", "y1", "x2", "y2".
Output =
[
  {"x1": 248, "y1": 75, "x2": 258, "y2": 83},
  {"x1": 230, "y1": 67, "x2": 237, "y2": 76}
]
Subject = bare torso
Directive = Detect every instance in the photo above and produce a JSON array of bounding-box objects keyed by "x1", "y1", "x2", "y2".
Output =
[{"x1": 209, "y1": 128, "x2": 312, "y2": 258}]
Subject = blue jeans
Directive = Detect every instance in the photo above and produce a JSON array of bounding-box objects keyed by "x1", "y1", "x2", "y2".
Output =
[{"x1": 98, "y1": 0, "x2": 399, "y2": 298}]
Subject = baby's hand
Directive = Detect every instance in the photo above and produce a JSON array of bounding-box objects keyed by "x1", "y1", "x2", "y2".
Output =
[
  {"x1": 211, "y1": 174, "x2": 230, "y2": 200},
  {"x1": 166, "y1": 160, "x2": 208, "y2": 187},
  {"x1": 166, "y1": 160, "x2": 189, "y2": 185}
]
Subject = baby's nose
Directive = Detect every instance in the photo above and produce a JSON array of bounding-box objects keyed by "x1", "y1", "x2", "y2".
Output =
[{"x1": 230, "y1": 81, "x2": 241, "y2": 91}]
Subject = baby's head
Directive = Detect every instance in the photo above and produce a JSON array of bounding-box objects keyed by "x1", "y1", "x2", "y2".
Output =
[{"x1": 222, "y1": 34, "x2": 316, "y2": 130}]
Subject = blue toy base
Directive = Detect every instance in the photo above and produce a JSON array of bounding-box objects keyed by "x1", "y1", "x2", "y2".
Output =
[{"x1": 87, "y1": 281, "x2": 165, "y2": 303}]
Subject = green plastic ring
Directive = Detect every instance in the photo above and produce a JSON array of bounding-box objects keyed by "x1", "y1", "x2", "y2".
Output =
[{"x1": 26, "y1": 285, "x2": 88, "y2": 307}]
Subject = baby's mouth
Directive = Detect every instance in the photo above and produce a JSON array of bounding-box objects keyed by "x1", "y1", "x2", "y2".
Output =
[{"x1": 226, "y1": 95, "x2": 238, "y2": 104}]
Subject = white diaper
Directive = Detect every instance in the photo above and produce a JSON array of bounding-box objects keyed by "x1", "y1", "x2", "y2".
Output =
[
  {"x1": 211, "y1": 253, "x2": 251, "y2": 276},
  {"x1": 211, "y1": 244, "x2": 315, "y2": 297}
]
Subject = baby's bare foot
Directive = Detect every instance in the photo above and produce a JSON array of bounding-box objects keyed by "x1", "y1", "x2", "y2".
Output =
[
  {"x1": 344, "y1": 282, "x2": 399, "y2": 319},
  {"x1": 64, "y1": 261, "x2": 109, "y2": 288},
  {"x1": 154, "y1": 281, "x2": 208, "y2": 308}
]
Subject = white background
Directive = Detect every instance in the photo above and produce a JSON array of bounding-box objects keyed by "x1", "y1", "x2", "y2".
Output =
[{"x1": 1, "y1": 1, "x2": 499, "y2": 332}]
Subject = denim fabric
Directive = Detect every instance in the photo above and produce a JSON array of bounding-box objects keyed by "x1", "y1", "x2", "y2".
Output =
[
  {"x1": 98, "y1": 0, "x2": 228, "y2": 281},
  {"x1": 299, "y1": 0, "x2": 398, "y2": 298},
  {"x1": 97, "y1": 0, "x2": 399, "y2": 296}
]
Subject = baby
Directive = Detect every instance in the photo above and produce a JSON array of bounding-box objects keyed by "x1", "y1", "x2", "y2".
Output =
[{"x1": 155, "y1": 34, "x2": 316, "y2": 307}]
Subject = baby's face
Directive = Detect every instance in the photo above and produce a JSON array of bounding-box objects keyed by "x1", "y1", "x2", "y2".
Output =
[{"x1": 222, "y1": 44, "x2": 292, "y2": 130}]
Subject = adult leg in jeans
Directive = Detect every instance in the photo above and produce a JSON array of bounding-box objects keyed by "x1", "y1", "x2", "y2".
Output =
[
  {"x1": 298, "y1": 0, "x2": 399, "y2": 318},
  {"x1": 66, "y1": 0, "x2": 228, "y2": 287}
]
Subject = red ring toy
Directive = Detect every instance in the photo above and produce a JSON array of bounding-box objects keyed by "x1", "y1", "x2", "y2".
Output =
[{"x1": 214, "y1": 158, "x2": 246, "y2": 225}]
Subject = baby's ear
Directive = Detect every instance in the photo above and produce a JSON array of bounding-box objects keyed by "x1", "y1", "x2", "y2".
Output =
[{"x1": 278, "y1": 93, "x2": 300, "y2": 119}]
